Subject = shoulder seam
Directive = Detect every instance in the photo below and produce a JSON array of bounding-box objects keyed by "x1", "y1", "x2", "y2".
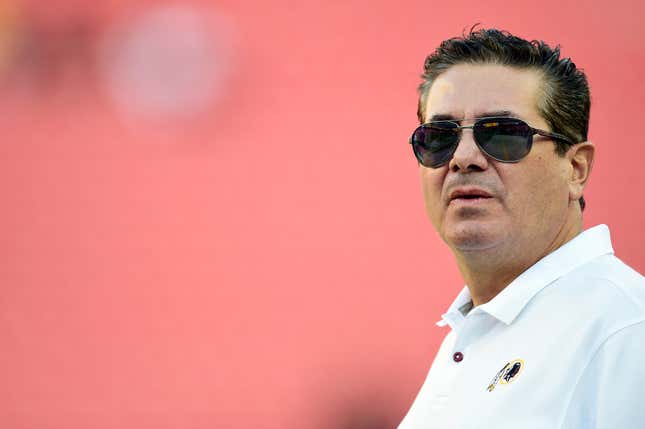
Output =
[
  {"x1": 579, "y1": 276, "x2": 645, "y2": 314},
  {"x1": 557, "y1": 318, "x2": 645, "y2": 428}
]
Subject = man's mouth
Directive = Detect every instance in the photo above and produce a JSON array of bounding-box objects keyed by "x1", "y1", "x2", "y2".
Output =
[{"x1": 448, "y1": 188, "x2": 494, "y2": 204}]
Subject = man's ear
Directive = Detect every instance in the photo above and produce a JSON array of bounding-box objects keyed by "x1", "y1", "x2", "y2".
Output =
[{"x1": 566, "y1": 142, "x2": 595, "y2": 203}]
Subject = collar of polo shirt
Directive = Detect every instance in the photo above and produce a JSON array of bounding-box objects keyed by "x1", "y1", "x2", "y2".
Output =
[{"x1": 437, "y1": 224, "x2": 614, "y2": 330}]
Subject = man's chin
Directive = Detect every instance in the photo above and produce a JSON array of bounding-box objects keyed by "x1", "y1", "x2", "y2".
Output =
[{"x1": 442, "y1": 224, "x2": 503, "y2": 252}]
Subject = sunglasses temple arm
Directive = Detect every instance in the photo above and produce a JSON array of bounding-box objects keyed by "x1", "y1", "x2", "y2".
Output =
[{"x1": 534, "y1": 129, "x2": 575, "y2": 145}]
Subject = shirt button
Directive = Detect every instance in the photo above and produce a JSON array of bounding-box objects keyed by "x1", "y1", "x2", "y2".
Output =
[{"x1": 453, "y1": 352, "x2": 464, "y2": 362}]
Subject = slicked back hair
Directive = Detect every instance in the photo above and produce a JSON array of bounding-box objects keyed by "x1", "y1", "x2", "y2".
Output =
[{"x1": 417, "y1": 28, "x2": 590, "y2": 210}]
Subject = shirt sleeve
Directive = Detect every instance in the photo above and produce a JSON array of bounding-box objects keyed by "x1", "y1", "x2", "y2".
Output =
[
  {"x1": 561, "y1": 319, "x2": 645, "y2": 429},
  {"x1": 398, "y1": 331, "x2": 456, "y2": 429}
]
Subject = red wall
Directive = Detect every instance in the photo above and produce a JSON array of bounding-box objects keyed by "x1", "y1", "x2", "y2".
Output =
[{"x1": 2, "y1": 0, "x2": 644, "y2": 427}]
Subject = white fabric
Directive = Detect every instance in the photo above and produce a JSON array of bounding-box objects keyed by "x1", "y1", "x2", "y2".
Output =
[{"x1": 398, "y1": 225, "x2": 645, "y2": 429}]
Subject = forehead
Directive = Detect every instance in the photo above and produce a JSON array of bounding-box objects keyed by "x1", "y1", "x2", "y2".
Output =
[{"x1": 424, "y1": 63, "x2": 544, "y2": 123}]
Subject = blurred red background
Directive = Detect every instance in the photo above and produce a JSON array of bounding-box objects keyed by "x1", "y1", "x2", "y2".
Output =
[{"x1": 1, "y1": 0, "x2": 643, "y2": 428}]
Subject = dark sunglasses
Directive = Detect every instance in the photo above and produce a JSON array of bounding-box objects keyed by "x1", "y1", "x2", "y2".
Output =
[{"x1": 409, "y1": 116, "x2": 575, "y2": 168}]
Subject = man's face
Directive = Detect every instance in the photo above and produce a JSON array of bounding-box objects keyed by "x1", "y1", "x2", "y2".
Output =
[{"x1": 420, "y1": 63, "x2": 574, "y2": 257}]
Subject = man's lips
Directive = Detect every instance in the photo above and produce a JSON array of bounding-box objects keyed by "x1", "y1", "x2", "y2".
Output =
[{"x1": 448, "y1": 188, "x2": 494, "y2": 204}]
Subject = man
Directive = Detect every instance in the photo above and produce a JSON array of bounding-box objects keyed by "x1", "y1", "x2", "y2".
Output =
[{"x1": 399, "y1": 28, "x2": 645, "y2": 428}]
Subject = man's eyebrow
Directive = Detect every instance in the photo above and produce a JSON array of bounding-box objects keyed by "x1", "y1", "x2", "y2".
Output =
[
  {"x1": 477, "y1": 110, "x2": 517, "y2": 118},
  {"x1": 428, "y1": 113, "x2": 458, "y2": 122},
  {"x1": 427, "y1": 110, "x2": 518, "y2": 122}
]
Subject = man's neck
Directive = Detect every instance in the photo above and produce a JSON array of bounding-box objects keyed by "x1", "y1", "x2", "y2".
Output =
[{"x1": 453, "y1": 217, "x2": 582, "y2": 307}]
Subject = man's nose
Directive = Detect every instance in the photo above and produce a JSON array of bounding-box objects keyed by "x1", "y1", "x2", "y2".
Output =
[{"x1": 448, "y1": 129, "x2": 489, "y2": 172}]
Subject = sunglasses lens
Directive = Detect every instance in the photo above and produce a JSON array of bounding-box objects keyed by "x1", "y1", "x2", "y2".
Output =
[
  {"x1": 411, "y1": 122, "x2": 459, "y2": 167},
  {"x1": 474, "y1": 118, "x2": 532, "y2": 161}
]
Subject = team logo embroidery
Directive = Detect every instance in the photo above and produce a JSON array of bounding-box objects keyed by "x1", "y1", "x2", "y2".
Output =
[{"x1": 487, "y1": 359, "x2": 524, "y2": 392}]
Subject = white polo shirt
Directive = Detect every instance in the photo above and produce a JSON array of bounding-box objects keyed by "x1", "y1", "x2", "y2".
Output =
[{"x1": 398, "y1": 225, "x2": 645, "y2": 429}]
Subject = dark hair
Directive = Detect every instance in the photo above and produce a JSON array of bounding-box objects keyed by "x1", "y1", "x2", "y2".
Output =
[{"x1": 417, "y1": 27, "x2": 590, "y2": 210}]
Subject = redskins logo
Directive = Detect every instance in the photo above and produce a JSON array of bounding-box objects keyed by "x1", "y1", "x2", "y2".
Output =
[{"x1": 487, "y1": 359, "x2": 524, "y2": 392}]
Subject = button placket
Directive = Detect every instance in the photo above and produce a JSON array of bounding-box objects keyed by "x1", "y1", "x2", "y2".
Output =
[{"x1": 451, "y1": 311, "x2": 483, "y2": 364}]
